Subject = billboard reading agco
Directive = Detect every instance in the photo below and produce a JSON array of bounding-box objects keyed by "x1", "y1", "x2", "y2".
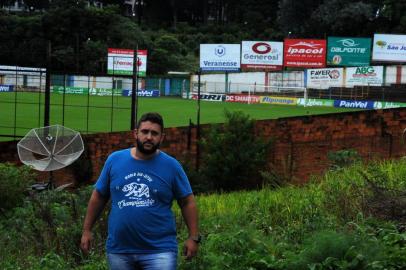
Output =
[{"x1": 327, "y1": 37, "x2": 371, "y2": 66}]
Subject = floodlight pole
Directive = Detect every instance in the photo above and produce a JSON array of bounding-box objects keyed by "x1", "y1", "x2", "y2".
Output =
[
  {"x1": 131, "y1": 46, "x2": 139, "y2": 130},
  {"x1": 196, "y1": 70, "x2": 201, "y2": 171}
]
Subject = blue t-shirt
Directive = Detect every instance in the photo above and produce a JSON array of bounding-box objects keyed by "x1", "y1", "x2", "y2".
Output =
[{"x1": 95, "y1": 148, "x2": 193, "y2": 254}]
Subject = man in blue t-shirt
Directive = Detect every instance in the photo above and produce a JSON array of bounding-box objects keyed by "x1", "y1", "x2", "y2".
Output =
[{"x1": 81, "y1": 112, "x2": 200, "y2": 270}]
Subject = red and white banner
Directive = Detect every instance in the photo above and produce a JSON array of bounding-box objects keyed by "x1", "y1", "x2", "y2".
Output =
[
  {"x1": 241, "y1": 41, "x2": 283, "y2": 70},
  {"x1": 225, "y1": 94, "x2": 260, "y2": 104},
  {"x1": 283, "y1": 39, "x2": 326, "y2": 68}
]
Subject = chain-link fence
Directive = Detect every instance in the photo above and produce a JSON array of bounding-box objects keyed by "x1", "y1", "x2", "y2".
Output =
[{"x1": 0, "y1": 66, "x2": 190, "y2": 141}]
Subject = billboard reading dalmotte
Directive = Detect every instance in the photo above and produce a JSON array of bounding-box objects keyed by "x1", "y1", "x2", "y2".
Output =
[
  {"x1": 372, "y1": 34, "x2": 406, "y2": 62},
  {"x1": 327, "y1": 37, "x2": 371, "y2": 66},
  {"x1": 200, "y1": 44, "x2": 241, "y2": 71}
]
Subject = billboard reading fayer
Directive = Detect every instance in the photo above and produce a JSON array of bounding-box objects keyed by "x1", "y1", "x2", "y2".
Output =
[
  {"x1": 306, "y1": 68, "x2": 344, "y2": 89},
  {"x1": 200, "y1": 44, "x2": 241, "y2": 71},
  {"x1": 283, "y1": 39, "x2": 326, "y2": 68},
  {"x1": 327, "y1": 37, "x2": 371, "y2": 66},
  {"x1": 372, "y1": 34, "x2": 406, "y2": 62},
  {"x1": 107, "y1": 48, "x2": 147, "y2": 76},
  {"x1": 241, "y1": 41, "x2": 283, "y2": 70}
]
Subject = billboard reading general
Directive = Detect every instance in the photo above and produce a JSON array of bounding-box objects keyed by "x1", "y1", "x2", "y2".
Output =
[
  {"x1": 283, "y1": 39, "x2": 326, "y2": 68},
  {"x1": 327, "y1": 37, "x2": 371, "y2": 66},
  {"x1": 200, "y1": 44, "x2": 241, "y2": 71},
  {"x1": 372, "y1": 34, "x2": 406, "y2": 62},
  {"x1": 107, "y1": 48, "x2": 147, "y2": 76},
  {"x1": 241, "y1": 41, "x2": 283, "y2": 70}
]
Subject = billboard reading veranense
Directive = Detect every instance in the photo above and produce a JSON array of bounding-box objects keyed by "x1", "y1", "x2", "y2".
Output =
[
  {"x1": 327, "y1": 37, "x2": 371, "y2": 66},
  {"x1": 107, "y1": 48, "x2": 147, "y2": 76},
  {"x1": 283, "y1": 39, "x2": 326, "y2": 68},
  {"x1": 200, "y1": 44, "x2": 240, "y2": 71},
  {"x1": 241, "y1": 41, "x2": 283, "y2": 70},
  {"x1": 372, "y1": 34, "x2": 406, "y2": 62}
]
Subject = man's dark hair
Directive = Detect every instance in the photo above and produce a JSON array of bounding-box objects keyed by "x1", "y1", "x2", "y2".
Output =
[{"x1": 137, "y1": 112, "x2": 164, "y2": 132}]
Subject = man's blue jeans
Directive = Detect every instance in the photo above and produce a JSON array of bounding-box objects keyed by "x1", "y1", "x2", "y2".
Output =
[{"x1": 107, "y1": 252, "x2": 177, "y2": 270}]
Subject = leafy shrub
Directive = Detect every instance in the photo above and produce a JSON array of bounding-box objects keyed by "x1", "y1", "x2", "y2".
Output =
[
  {"x1": 0, "y1": 163, "x2": 35, "y2": 212},
  {"x1": 327, "y1": 149, "x2": 361, "y2": 170},
  {"x1": 0, "y1": 187, "x2": 109, "y2": 269},
  {"x1": 199, "y1": 110, "x2": 272, "y2": 191}
]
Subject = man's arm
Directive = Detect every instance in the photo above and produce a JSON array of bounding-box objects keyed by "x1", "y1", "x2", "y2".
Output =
[
  {"x1": 177, "y1": 194, "x2": 199, "y2": 259},
  {"x1": 80, "y1": 189, "x2": 109, "y2": 254}
]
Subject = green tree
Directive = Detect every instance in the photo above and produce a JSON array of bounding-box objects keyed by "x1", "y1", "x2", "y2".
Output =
[{"x1": 200, "y1": 110, "x2": 272, "y2": 191}]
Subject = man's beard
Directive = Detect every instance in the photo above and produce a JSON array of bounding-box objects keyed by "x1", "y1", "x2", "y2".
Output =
[{"x1": 136, "y1": 139, "x2": 160, "y2": 155}]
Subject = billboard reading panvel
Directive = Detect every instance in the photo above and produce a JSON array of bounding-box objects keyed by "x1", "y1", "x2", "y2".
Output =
[
  {"x1": 372, "y1": 34, "x2": 406, "y2": 62},
  {"x1": 107, "y1": 48, "x2": 147, "y2": 76},
  {"x1": 327, "y1": 37, "x2": 371, "y2": 66}
]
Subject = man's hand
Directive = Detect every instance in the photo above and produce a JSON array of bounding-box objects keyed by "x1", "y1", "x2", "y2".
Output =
[
  {"x1": 80, "y1": 230, "x2": 93, "y2": 255},
  {"x1": 183, "y1": 238, "x2": 199, "y2": 259}
]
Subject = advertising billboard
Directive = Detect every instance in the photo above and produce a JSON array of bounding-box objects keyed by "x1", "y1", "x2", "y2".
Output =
[
  {"x1": 192, "y1": 93, "x2": 225, "y2": 102},
  {"x1": 372, "y1": 34, "x2": 406, "y2": 62},
  {"x1": 122, "y1": 89, "x2": 160, "y2": 97},
  {"x1": 327, "y1": 37, "x2": 371, "y2": 66},
  {"x1": 283, "y1": 39, "x2": 326, "y2": 68},
  {"x1": 241, "y1": 41, "x2": 283, "y2": 70},
  {"x1": 225, "y1": 94, "x2": 260, "y2": 104},
  {"x1": 306, "y1": 68, "x2": 344, "y2": 89},
  {"x1": 259, "y1": 96, "x2": 297, "y2": 105},
  {"x1": 0, "y1": 85, "x2": 14, "y2": 92},
  {"x1": 297, "y1": 98, "x2": 334, "y2": 107},
  {"x1": 200, "y1": 44, "x2": 241, "y2": 71},
  {"x1": 345, "y1": 66, "x2": 384, "y2": 87},
  {"x1": 107, "y1": 48, "x2": 147, "y2": 76},
  {"x1": 334, "y1": 100, "x2": 374, "y2": 109}
]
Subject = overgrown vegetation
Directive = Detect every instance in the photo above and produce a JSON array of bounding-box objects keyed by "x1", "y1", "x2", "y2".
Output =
[
  {"x1": 0, "y1": 163, "x2": 35, "y2": 213},
  {"x1": 1, "y1": 157, "x2": 406, "y2": 269},
  {"x1": 198, "y1": 110, "x2": 272, "y2": 191}
]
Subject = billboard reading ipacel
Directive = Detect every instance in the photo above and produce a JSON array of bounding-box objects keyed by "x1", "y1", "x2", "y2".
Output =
[
  {"x1": 241, "y1": 41, "x2": 283, "y2": 70},
  {"x1": 284, "y1": 39, "x2": 326, "y2": 68},
  {"x1": 372, "y1": 34, "x2": 406, "y2": 62}
]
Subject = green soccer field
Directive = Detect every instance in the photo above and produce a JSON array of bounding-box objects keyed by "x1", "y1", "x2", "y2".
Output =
[{"x1": 0, "y1": 92, "x2": 358, "y2": 140}]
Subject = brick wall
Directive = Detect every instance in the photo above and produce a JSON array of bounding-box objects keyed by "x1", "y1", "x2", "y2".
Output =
[{"x1": 1, "y1": 108, "x2": 405, "y2": 186}]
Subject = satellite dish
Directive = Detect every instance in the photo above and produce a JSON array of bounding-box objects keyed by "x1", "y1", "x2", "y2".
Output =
[{"x1": 17, "y1": 125, "x2": 84, "y2": 190}]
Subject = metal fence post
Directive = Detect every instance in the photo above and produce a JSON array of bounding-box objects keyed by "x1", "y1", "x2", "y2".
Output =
[{"x1": 44, "y1": 41, "x2": 51, "y2": 127}]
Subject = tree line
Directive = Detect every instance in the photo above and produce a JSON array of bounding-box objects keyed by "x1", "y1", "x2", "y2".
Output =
[{"x1": 0, "y1": 0, "x2": 405, "y2": 75}]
